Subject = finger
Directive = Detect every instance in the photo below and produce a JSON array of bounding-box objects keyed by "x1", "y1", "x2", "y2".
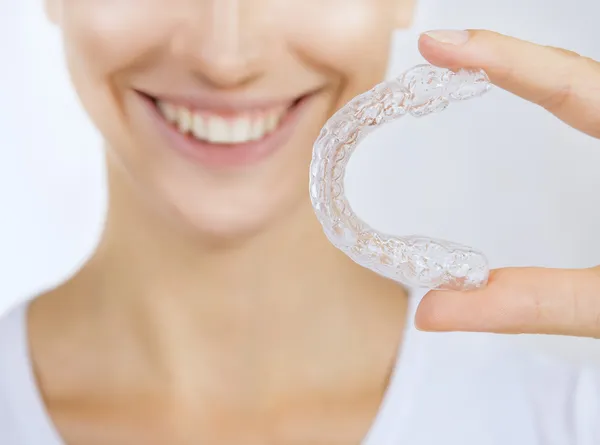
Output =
[
  {"x1": 418, "y1": 30, "x2": 600, "y2": 138},
  {"x1": 415, "y1": 266, "x2": 600, "y2": 338}
]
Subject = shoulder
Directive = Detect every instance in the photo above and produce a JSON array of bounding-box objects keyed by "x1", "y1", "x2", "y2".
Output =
[
  {"x1": 393, "y1": 290, "x2": 600, "y2": 444},
  {"x1": 406, "y1": 325, "x2": 600, "y2": 444},
  {"x1": 0, "y1": 300, "x2": 66, "y2": 445}
]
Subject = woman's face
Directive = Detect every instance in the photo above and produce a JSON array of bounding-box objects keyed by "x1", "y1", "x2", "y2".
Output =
[{"x1": 48, "y1": 0, "x2": 414, "y2": 239}]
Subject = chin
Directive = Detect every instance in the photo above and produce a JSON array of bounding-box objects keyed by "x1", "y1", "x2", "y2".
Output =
[
  {"x1": 160, "y1": 190, "x2": 289, "y2": 245},
  {"x1": 186, "y1": 211, "x2": 270, "y2": 243}
]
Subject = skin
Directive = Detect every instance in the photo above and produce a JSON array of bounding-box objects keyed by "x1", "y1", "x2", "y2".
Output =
[
  {"x1": 416, "y1": 30, "x2": 600, "y2": 339},
  {"x1": 30, "y1": 0, "x2": 415, "y2": 444}
]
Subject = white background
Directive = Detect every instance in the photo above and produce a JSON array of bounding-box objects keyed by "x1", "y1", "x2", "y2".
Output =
[{"x1": 2, "y1": 0, "x2": 600, "y2": 360}]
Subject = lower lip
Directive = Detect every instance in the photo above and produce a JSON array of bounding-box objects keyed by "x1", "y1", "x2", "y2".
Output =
[{"x1": 141, "y1": 93, "x2": 314, "y2": 169}]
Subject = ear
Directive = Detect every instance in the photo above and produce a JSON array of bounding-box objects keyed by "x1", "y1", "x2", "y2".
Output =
[
  {"x1": 45, "y1": 0, "x2": 62, "y2": 25},
  {"x1": 395, "y1": 0, "x2": 416, "y2": 29}
]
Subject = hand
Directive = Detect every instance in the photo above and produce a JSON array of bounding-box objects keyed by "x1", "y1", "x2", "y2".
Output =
[{"x1": 414, "y1": 30, "x2": 600, "y2": 339}]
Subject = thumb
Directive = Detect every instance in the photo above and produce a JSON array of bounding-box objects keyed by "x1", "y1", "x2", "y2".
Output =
[{"x1": 415, "y1": 266, "x2": 600, "y2": 338}]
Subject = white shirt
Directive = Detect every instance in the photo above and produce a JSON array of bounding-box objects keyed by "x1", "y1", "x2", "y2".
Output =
[{"x1": 0, "y1": 294, "x2": 599, "y2": 445}]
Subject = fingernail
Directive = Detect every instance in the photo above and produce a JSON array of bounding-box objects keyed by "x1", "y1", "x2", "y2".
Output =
[{"x1": 424, "y1": 30, "x2": 470, "y2": 45}]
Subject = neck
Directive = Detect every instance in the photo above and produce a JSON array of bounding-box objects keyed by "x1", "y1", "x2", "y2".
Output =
[{"x1": 54, "y1": 164, "x2": 408, "y2": 395}]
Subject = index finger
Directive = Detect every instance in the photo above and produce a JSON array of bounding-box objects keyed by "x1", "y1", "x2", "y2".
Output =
[
  {"x1": 418, "y1": 30, "x2": 600, "y2": 138},
  {"x1": 415, "y1": 266, "x2": 600, "y2": 338}
]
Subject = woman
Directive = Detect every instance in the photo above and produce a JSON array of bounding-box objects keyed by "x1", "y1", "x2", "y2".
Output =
[{"x1": 0, "y1": 1, "x2": 598, "y2": 444}]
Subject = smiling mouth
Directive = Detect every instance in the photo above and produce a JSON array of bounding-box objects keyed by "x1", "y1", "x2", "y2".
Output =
[
  {"x1": 150, "y1": 94, "x2": 307, "y2": 145},
  {"x1": 138, "y1": 89, "x2": 318, "y2": 167}
]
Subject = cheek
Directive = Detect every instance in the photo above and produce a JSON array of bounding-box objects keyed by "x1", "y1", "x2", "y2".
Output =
[
  {"x1": 282, "y1": 1, "x2": 394, "y2": 88},
  {"x1": 61, "y1": 0, "x2": 178, "y2": 84}
]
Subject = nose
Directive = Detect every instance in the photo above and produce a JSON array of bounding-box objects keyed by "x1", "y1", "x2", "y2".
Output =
[{"x1": 172, "y1": 0, "x2": 270, "y2": 89}]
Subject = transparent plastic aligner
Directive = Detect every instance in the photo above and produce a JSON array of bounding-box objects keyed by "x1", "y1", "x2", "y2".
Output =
[{"x1": 309, "y1": 64, "x2": 492, "y2": 291}]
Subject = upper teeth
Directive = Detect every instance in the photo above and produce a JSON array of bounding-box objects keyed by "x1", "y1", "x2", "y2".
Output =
[{"x1": 157, "y1": 101, "x2": 287, "y2": 144}]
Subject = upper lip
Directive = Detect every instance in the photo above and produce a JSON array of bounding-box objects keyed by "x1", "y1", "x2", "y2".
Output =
[{"x1": 138, "y1": 88, "x2": 320, "y2": 113}]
